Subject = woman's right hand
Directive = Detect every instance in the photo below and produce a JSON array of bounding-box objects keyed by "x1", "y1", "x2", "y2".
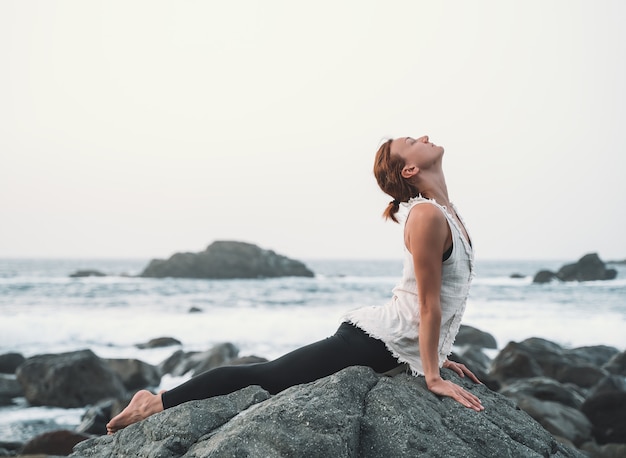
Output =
[{"x1": 427, "y1": 377, "x2": 484, "y2": 412}]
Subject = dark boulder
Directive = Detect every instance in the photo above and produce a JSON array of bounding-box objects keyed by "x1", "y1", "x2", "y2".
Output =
[
  {"x1": 76, "y1": 399, "x2": 117, "y2": 436},
  {"x1": 140, "y1": 240, "x2": 314, "y2": 279},
  {"x1": 105, "y1": 358, "x2": 161, "y2": 391},
  {"x1": 513, "y1": 396, "x2": 592, "y2": 446},
  {"x1": 568, "y1": 345, "x2": 620, "y2": 368},
  {"x1": 0, "y1": 374, "x2": 23, "y2": 405},
  {"x1": 159, "y1": 342, "x2": 240, "y2": 377},
  {"x1": 500, "y1": 377, "x2": 585, "y2": 410},
  {"x1": 587, "y1": 375, "x2": 626, "y2": 399},
  {"x1": 21, "y1": 429, "x2": 91, "y2": 456},
  {"x1": 490, "y1": 341, "x2": 545, "y2": 383},
  {"x1": 603, "y1": 350, "x2": 626, "y2": 376},
  {"x1": 454, "y1": 324, "x2": 498, "y2": 349},
  {"x1": 0, "y1": 352, "x2": 25, "y2": 373},
  {"x1": 580, "y1": 441, "x2": 626, "y2": 457},
  {"x1": 581, "y1": 391, "x2": 626, "y2": 445},
  {"x1": 534, "y1": 269, "x2": 558, "y2": 283},
  {"x1": 449, "y1": 347, "x2": 499, "y2": 391},
  {"x1": 490, "y1": 338, "x2": 609, "y2": 388},
  {"x1": 16, "y1": 349, "x2": 126, "y2": 408},
  {"x1": 556, "y1": 253, "x2": 617, "y2": 281},
  {"x1": 533, "y1": 253, "x2": 618, "y2": 283},
  {"x1": 71, "y1": 366, "x2": 584, "y2": 457}
]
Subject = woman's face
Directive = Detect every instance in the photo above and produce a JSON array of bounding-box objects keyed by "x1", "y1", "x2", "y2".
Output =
[{"x1": 391, "y1": 135, "x2": 444, "y2": 168}]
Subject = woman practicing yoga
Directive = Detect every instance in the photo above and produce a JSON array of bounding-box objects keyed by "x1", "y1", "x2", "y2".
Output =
[{"x1": 107, "y1": 134, "x2": 483, "y2": 434}]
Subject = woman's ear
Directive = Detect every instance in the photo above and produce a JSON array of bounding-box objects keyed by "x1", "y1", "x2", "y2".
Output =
[{"x1": 401, "y1": 165, "x2": 419, "y2": 179}]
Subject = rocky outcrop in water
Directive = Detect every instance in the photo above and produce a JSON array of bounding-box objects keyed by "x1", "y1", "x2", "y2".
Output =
[
  {"x1": 140, "y1": 241, "x2": 314, "y2": 279},
  {"x1": 533, "y1": 253, "x2": 617, "y2": 283},
  {"x1": 71, "y1": 366, "x2": 583, "y2": 458}
]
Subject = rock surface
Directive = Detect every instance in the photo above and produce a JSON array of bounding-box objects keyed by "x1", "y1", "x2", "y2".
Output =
[
  {"x1": 140, "y1": 240, "x2": 314, "y2": 279},
  {"x1": 71, "y1": 366, "x2": 583, "y2": 458}
]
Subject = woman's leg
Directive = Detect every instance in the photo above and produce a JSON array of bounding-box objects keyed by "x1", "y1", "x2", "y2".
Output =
[
  {"x1": 107, "y1": 323, "x2": 399, "y2": 433},
  {"x1": 162, "y1": 322, "x2": 399, "y2": 408}
]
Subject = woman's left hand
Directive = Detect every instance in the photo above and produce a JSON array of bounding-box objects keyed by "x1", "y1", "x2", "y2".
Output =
[{"x1": 442, "y1": 359, "x2": 482, "y2": 384}]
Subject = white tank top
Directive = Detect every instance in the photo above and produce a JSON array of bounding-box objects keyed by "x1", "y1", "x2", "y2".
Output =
[{"x1": 341, "y1": 196, "x2": 475, "y2": 376}]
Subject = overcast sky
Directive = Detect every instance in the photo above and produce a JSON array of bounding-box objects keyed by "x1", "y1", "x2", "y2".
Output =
[{"x1": 1, "y1": 1, "x2": 625, "y2": 262}]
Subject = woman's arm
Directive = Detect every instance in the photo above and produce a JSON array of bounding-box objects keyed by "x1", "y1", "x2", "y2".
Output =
[{"x1": 405, "y1": 204, "x2": 484, "y2": 411}]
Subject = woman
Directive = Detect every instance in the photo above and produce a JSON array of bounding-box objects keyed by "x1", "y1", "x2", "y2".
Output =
[{"x1": 106, "y1": 135, "x2": 483, "y2": 434}]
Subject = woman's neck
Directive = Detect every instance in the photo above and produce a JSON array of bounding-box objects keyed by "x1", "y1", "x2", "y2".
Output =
[{"x1": 418, "y1": 174, "x2": 450, "y2": 207}]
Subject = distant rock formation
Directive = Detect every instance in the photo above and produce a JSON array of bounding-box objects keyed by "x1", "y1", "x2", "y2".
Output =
[
  {"x1": 69, "y1": 269, "x2": 106, "y2": 278},
  {"x1": 533, "y1": 253, "x2": 617, "y2": 283},
  {"x1": 71, "y1": 366, "x2": 584, "y2": 458},
  {"x1": 140, "y1": 241, "x2": 314, "y2": 279}
]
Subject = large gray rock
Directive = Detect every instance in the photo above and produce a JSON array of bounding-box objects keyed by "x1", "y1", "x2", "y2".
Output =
[
  {"x1": 140, "y1": 240, "x2": 314, "y2": 279},
  {"x1": 16, "y1": 349, "x2": 127, "y2": 408},
  {"x1": 71, "y1": 367, "x2": 583, "y2": 457}
]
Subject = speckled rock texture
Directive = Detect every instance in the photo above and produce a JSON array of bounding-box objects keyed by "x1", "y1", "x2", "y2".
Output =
[{"x1": 70, "y1": 366, "x2": 584, "y2": 457}]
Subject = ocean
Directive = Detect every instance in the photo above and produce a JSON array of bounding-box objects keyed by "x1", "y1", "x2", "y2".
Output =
[{"x1": 1, "y1": 257, "x2": 625, "y2": 443}]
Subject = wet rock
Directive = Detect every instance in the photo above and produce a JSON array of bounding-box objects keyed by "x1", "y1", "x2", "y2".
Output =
[
  {"x1": 514, "y1": 396, "x2": 592, "y2": 446},
  {"x1": 158, "y1": 342, "x2": 240, "y2": 377},
  {"x1": 21, "y1": 429, "x2": 91, "y2": 456},
  {"x1": 0, "y1": 374, "x2": 23, "y2": 405},
  {"x1": 490, "y1": 338, "x2": 608, "y2": 387},
  {"x1": 580, "y1": 441, "x2": 626, "y2": 458},
  {"x1": 105, "y1": 358, "x2": 161, "y2": 391},
  {"x1": 500, "y1": 377, "x2": 585, "y2": 410},
  {"x1": 0, "y1": 352, "x2": 25, "y2": 374},
  {"x1": 454, "y1": 324, "x2": 498, "y2": 349},
  {"x1": 581, "y1": 391, "x2": 626, "y2": 445},
  {"x1": 603, "y1": 350, "x2": 626, "y2": 376},
  {"x1": 76, "y1": 399, "x2": 116, "y2": 436},
  {"x1": 16, "y1": 349, "x2": 126, "y2": 408}
]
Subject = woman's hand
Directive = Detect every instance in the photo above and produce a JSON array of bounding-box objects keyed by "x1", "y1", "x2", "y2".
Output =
[
  {"x1": 427, "y1": 376, "x2": 484, "y2": 412},
  {"x1": 442, "y1": 359, "x2": 483, "y2": 384}
]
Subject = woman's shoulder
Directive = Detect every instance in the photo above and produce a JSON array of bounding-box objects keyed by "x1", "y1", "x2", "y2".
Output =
[
  {"x1": 404, "y1": 199, "x2": 448, "y2": 232},
  {"x1": 404, "y1": 196, "x2": 446, "y2": 218}
]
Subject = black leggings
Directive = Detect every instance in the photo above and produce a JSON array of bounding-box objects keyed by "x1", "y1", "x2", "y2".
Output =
[{"x1": 161, "y1": 322, "x2": 401, "y2": 409}]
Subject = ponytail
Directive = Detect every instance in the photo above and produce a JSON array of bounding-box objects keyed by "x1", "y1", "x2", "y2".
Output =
[{"x1": 382, "y1": 199, "x2": 401, "y2": 223}]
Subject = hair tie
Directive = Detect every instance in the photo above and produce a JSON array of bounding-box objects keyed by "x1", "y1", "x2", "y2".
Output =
[{"x1": 391, "y1": 199, "x2": 400, "y2": 206}]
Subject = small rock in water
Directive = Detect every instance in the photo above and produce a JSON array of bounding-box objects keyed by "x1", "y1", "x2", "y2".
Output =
[{"x1": 69, "y1": 269, "x2": 106, "y2": 277}]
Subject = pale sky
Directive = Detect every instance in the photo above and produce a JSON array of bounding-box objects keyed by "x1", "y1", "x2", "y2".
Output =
[{"x1": 1, "y1": 1, "x2": 625, "y2": 262}]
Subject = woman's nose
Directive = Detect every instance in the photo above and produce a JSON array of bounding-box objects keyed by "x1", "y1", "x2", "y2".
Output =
[{"x1": 418, "y1": 135, "x2": 429, "y2": 143}]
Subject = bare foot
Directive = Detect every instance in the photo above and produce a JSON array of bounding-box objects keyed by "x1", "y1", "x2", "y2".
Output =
[{"x1": 106, "y1": 390, "x2": 164, "y2": 434}]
